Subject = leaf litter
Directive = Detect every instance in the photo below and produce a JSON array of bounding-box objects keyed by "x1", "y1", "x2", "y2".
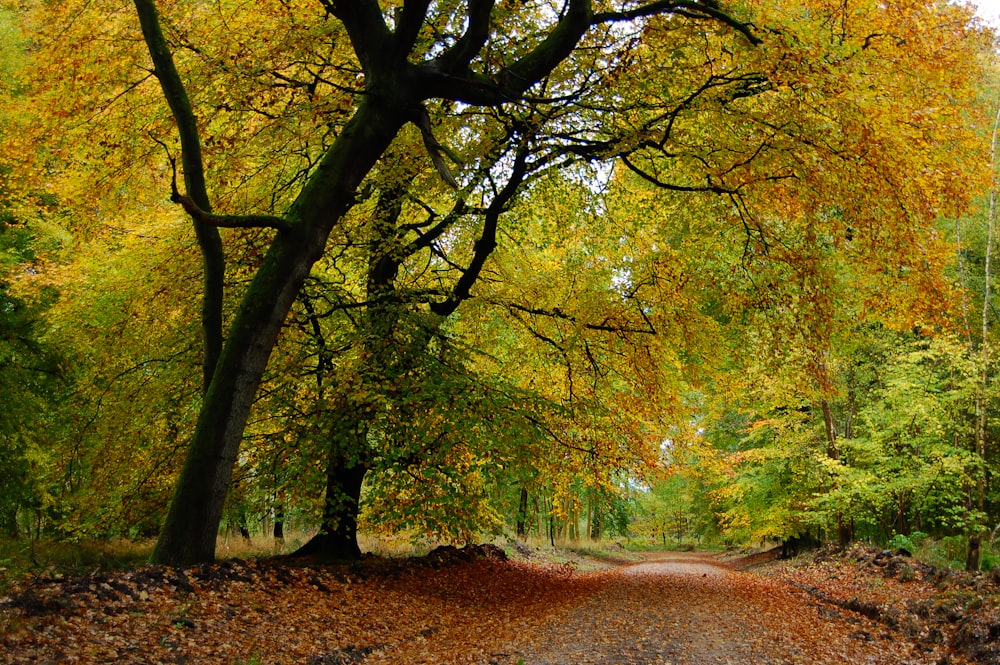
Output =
[{"x1": 1, "y1": 544, "x2": 993, "y2": 664}]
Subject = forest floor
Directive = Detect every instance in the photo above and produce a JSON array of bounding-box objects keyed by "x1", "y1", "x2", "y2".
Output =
[{"x1": 2, "y1": 542, "x2": 1000, "y2": 664}]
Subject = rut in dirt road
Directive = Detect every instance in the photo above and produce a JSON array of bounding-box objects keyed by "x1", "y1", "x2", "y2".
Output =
[{"x1": 509, "y1": 552, "x2": 930, "y2": 665}]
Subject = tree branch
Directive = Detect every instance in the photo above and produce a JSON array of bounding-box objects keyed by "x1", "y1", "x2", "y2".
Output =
[
  {"x1": 429, "y1": 143, "x2": 532, "y2": 317},
  {"x1": 414, "y1": 105, "x2": 460, "y2": 189},
  {"x1": 435, "y1": 0, "x2": 496, "y2": 72},
  {"x1": 620, "y1": 154, "x2": 734, "y2": 194},
  {"x1": 160, "y1": 152, "x2": 289, "y2": 231},
  {"x1": 593, "y1": 0, "x2": 761, "y2": 46},
  {"x1": 392, "y1": 0, "x2": 433, "y2": 61},
  {"x1": 503, "y1": 302, "x2": 657, "y2": 335},
  {"x1": 133, "y1": 0, "x2": 225, "y2": 392},
  {"x1": 423, "y1": 0, "x2": 593, "y2": 104},
  {"x1": 171, "y1": 193, "x2": 291, "y2": 231},
  {"x1": 327, "y1": 0, "x2": 392, "y2": 75}
]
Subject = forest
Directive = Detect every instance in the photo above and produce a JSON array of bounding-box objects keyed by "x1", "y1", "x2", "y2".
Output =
[{"x1": 1, "y1": 0, "x2": 999, "y2": 573}]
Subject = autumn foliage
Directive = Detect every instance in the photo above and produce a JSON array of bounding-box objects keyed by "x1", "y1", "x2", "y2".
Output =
[{"x1": 0, "y1": 0, "x2": 993, "y2": 578}]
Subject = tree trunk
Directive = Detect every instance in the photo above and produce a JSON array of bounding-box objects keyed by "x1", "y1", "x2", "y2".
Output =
[
  {"x1": 1, "y1": 510, "x2": 17, "y2": 538},
  {"x1": 273, "y1": 504, "x2": 285, "y2": 543},
  {"x1": 151, "y1": 98, "x2": 408, "y2": 565},
  {"x1": 837, "y1": 514, "x2": 853, "y2": 547},
  {"x1": 516, "y1": 487, "x2": 529, "y2": 538},
  {"x1": 968, "y1": 535, "x2": 982, "y2": 572},
  {"x1": 968, "y1": 107, "x2": 1000, "y2": 572},
  {"x1": 293, "y1": 458, "x2": 368, "y2": 561}
]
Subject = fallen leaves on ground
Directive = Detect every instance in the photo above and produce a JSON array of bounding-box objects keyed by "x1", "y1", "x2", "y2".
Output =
[
  {"x1": 511, "y1": 552, "x2": 929, "y2": 664},
  {"x1": 2, "y1": 543, "x2": 995, "y2": 664},
  {"x1": 2, "y1": 545, "x2": 605, "y2": 664},
  {"x1": 760, "y1": 544, "x2": 1000, "y2": 664}
]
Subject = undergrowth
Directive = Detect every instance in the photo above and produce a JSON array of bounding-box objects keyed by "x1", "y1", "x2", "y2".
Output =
[{"x1": 0, "y1": 538, "x2": 152, "y2": 591}]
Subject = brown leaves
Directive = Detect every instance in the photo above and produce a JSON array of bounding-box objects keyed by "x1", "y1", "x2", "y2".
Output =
[
  {"x1": 0, "y1": 553, "x2": 603, "y2": 665},
  {"x1": 768, "y1": 545, "x2": 1000, "y2": 664},
  {"x1": 3, "y1": 548, "x2": 973, "y2": 665}
]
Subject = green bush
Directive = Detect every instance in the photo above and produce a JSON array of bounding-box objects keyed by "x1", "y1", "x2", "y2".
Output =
[
  {"x1": 979, "y1": 549, "x2": 999, "y2": 572},
  {"x1": 888, "y1": 533, "x2": 915, "y2": 552}
]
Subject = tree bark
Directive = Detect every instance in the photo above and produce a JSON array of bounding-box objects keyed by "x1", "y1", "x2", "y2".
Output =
[
  {"x1": 151, "y1": 98, "x2": 408, "y2": 565},
  {"x1": 294, "y1": 460, "x2": 368, "y2": 561}
]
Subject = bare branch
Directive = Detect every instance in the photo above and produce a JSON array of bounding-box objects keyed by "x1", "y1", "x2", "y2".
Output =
[
  {"x1": 620, "y1": 154, "x2": 734, "y2": 194},
  {"x1": 503, "y1": 302, "x2": 657, "y2": 335},
  {"x1": 430, "y1": 142, "x2": 532, "y2": 317}
]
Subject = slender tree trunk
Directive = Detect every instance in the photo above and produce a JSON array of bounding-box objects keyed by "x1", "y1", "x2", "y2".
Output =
[
  {"x1": 517, "y1": 488, "x2": 529, "y2": 538},
  {"x1": 1, "y1": 510, "x2": 17, "y2": 538},
  {"x1": 273, "y1": 504, "x2": 285, "y2": 543},
  {"x1": 969, "y1": 106, "x2": 1000, "y2": 572},
  {"x1": 238, "y1": 521, "x2": 251, "y2": 545},
  {"x1": 821, "y1": 399, "x2": 853, "y2": 546},
  {"x1": 290, "y1": 396, "x2": 372, "y2": 561},
  {"x1": 821, "y1": 399, "x2": 838, "y2": 460},
  {"x1": 133, "y1": 0, "x2": 224, "y2": 393}
]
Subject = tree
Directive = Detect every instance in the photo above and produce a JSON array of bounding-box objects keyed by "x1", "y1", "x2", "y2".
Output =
[
  {"x1": 131, "y1": 0, "x2": 759, "y2": 564},
  {"x1": 17, "y1": 0, "x2": 991, "y2": 564}
]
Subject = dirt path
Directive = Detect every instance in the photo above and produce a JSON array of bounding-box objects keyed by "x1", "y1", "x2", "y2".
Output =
[{"x1": 506, "y1": 552, "x2": 930, "y2": 665}]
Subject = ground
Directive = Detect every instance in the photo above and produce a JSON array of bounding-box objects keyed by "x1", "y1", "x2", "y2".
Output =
[
  {"x1": 2, "y1": 544, "x2": 999, "y2": 664},
  {"x1": 512, "y1": 551, "x2": 919, "y2": 664}
]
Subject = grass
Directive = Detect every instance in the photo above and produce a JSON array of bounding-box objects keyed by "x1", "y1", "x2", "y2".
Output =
[
  {"x1": 0, "y1": 537, "x2": 153, "y2": 591},
  {"x1": 0, "y1": 530, "x2": 656, "y2": 592}
]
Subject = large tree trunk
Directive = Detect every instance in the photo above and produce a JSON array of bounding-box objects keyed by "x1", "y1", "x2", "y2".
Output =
[{"x1": 151, "y1": 98, "x2": 408, "y2": 565}]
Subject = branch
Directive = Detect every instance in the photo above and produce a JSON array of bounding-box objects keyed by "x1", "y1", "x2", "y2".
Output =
[
  {"x1": 500, "y1": 0, "x2": 593, "y2": 97},
  {"x1": 620, "y1": 154, "x2": 734, "y2": 194},
  {"x1": 408, "y1": 197, "x2": 468, "y2": 252},
  {"x1": 414, "y1": 105, "x2": 460, "y2": 189},
  {"x1": 327, "y1": 0, "x2": 392, "y2": 74},
  {"x1": 171, "y1": 193, "x2": 291, "y2": 231},
  {"x1": 504, "y1": 302, "x2": 657, "y2": 335},
  {"x1": 429, "y1": 144, "x2": 532, "y2": 317},
  {"x1": 593, "y1": 0, "x2": 761, "y2": 46},
  {"x1": 392, "y1": 0, "x2": 433, "y2": 60},
  {"x1": 164, "y1": 154, "x2": 289, "y2": 231},
  {"x1": 134, "y1": 0, "x2": 211, "y2": 212},
  {"x1": 133, "y1": 0, "x2": 225, "y2": 390},
  {"x1": 435, "y1": 0, "x2": 496, "y2": 72},
  {"x1": 423, "y1": 0, "x2": 593, "y2": 104}
]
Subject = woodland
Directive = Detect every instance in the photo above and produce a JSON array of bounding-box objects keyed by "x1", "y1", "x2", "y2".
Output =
[{"x1": 1, "y1": 0, "x2": 1000, "y2": 576}]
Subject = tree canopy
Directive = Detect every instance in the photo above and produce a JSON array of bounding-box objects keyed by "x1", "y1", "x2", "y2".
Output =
[{"x1": 1, "y1": 0, "x2": 996, "y2": 565}]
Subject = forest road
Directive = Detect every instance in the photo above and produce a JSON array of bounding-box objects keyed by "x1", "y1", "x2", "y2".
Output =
[{"x1": 507, "y1": 552, "x2": 931, "y2": 665}]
